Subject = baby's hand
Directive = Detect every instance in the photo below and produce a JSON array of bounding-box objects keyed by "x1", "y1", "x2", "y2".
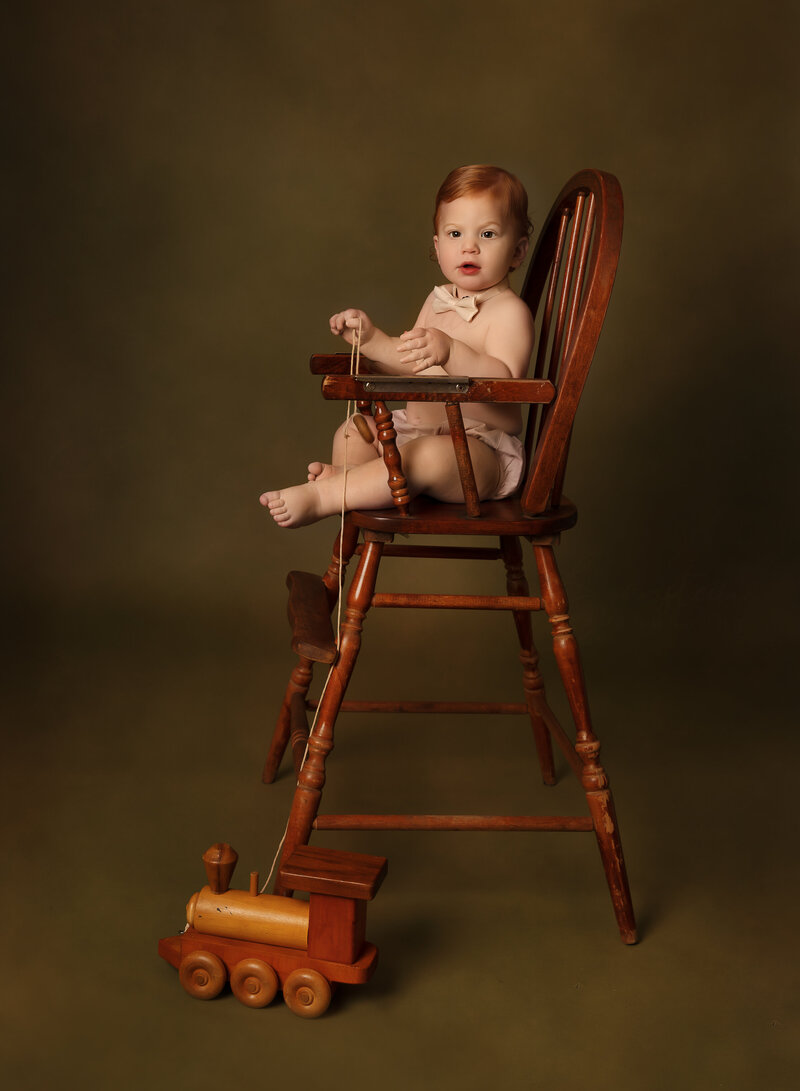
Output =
[
  {"x1": 329, "y1": 308, "x2": 375, "y2": 346},
  {"x1": 398, "y1": 326, "x2": 452, "y2": 373}
]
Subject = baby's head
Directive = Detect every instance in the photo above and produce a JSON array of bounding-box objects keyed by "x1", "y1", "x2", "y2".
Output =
[
  {"x1": 432, "y1": 165, "x2": 532, "y2": 292},
  {"x1": 433, "y1": 165, "x2": 533, "y2": 242}
]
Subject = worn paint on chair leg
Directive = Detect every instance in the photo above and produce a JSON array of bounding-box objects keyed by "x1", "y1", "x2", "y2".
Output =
[{"x1": 578, "y1": 739, "x2": 637, "y2": 944}]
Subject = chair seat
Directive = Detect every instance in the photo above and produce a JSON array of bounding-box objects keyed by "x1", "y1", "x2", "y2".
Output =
[{"x1": 349, "y1": 494, "x2": 578, "y2": 537}]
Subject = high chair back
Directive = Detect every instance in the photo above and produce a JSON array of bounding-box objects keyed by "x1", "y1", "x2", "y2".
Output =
[{"x1": 520, "y1": 169, "x2": 622, "y2": 514}]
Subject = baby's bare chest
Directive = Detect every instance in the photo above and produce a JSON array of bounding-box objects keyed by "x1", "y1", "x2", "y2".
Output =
[{"x1": 427, "y1": 310, "x2": 491, "y2": 354}]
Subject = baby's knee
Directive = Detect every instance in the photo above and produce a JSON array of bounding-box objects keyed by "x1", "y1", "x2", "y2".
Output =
[
  {"x1": 401, "y1": 436, "x2": 455, "y2": 485},
  {"x1": 403, "y1": 435, "x2": 502, "y2": 499}
]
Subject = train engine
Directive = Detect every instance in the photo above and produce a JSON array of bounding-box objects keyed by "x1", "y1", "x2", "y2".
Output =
[{"x1": 158, "y1": 842, "x2": 387, "y2": 1018}]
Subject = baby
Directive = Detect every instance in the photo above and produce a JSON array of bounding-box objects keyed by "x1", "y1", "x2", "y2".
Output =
[{"x1": 261, "y1": 164, "x2": 536, "y2": 527}]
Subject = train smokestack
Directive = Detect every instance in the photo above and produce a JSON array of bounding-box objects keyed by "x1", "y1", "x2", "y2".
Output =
[{"x1": 202, "y1": 842, "x2": 238, "y2": 894}]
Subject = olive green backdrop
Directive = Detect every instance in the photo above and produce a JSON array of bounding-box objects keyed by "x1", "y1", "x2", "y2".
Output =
[{"x1": 4, "y1": 1, "x2": 798, "y2": 1088}]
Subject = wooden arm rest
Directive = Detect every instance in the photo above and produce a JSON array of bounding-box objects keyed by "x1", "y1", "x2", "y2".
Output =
[
  {"x1": 310, "y1": 354, "x2": 376, "y2": 375},
  {"x1": 320, "y1": 373, "x2": 556, "y2": 404}
]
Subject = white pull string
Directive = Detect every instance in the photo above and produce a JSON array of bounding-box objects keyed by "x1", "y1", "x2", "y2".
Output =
[{"x1": 261, "y1": 319, "x2": 362, "y2": 892}]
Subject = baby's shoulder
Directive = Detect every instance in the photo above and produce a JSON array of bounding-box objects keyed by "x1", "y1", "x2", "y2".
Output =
[
  {"x1": 486, "y1": 289, "x2": 535, "y2": 332},
  {"x1": 494, "y1": 288, "x2": 532, "y2": 317}
]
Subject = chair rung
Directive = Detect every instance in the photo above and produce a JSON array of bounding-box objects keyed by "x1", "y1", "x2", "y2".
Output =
[
  {"x1": 308, "y1": 699, "x2": 528, "y2": 714},
  {"x1": 314, "y1": 814, "x2": 594, "y2": 832},
  {"x1": 371, "y1": 593, "x2": 542, "y2": 611},
  {"x1": 356, "y1": 544, "x2": 503, "y2": 560}
]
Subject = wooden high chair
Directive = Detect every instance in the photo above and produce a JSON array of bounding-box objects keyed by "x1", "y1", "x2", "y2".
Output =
[{"x1": 263, "y1": 169, "x2": 636, "y2": 943}]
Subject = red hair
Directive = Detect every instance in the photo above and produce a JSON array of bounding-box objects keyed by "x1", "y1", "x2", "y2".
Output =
[{"x1": 433, "y1": 165, "x2": 533, "y2": 239}]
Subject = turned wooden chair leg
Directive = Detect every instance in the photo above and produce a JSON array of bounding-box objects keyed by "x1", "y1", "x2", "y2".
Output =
[
  {"x1": 263, "y1": 655, "x2": 314, "y2": 784},
  {"x1": 320, "y1": 517, "x2": 360, "y2": 606},
  {"x1": 262, "y1": 521, "x2": 360, "y2": 784},
  {"x1": 534, "y1": 542, "x2": 637, "y2": 944},
  {"x1": 500, "y1": 535, "x2": 556, "y2": 785},
  {"x1": 274, "y1": 536, "x2": 385, "y2": 895}
]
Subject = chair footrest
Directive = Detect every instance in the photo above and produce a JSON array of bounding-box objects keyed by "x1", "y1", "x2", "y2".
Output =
[
  {"x1": 286, "y1": 571, "x2": 337, "y2": 663},
  {"x1": 314, "y1": 814, "x2": 594, "y2": 832}
]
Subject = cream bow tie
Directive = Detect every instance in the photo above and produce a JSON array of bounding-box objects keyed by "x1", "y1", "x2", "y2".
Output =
[
  {"x1": 431, "y1": 284, "x2": 481, "y2": 322},
  {"x1": 431, "y1": 282, "x2": 509, "y2": 322}
]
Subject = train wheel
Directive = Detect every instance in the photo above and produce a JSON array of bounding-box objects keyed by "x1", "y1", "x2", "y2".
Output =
[
  {"x1": 283, "y1": 968, "x2": 332, "y2": 1018},
  {"x1": 179, "y1": 950, "x2": 226, "y2": 1000},
  {"x1": 230, "y1": 959, "x2": 279, "y2": 1009}
]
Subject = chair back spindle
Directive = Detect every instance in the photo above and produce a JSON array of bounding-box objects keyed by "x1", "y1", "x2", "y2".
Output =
[{"x1": 520, "y1": 170, "x2": 622, "y2": 515}]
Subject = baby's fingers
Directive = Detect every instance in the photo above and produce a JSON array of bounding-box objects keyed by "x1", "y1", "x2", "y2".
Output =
[{"x1": 399, "y1": 335, "x2": 426, "y2": 353}]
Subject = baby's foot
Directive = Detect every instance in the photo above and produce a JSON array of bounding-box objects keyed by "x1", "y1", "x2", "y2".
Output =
[
  {"x1": 260, "y1": 484, "x2": 323, "y2": 528},
  {"x1": 307, "y1": 461, "x2": 340, "y2": 483}
]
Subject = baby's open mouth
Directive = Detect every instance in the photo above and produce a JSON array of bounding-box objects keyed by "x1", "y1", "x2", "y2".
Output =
[{"x1": 460, "y1": 262, "x2": 480, "y2": 272}]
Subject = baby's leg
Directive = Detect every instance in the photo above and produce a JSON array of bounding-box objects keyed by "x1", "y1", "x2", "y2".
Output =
[
  {"x1": 399, "y1": 435, "x2": 502, "y2": 502},
  {"x1": 308, "y1": 414, "x2": 380, "y2": 481},
  {"x1": 261, "y1": 456, "x2": 396, "y2": 528},
  {"x1": 262, "y1": 433, "x2": 502, "y2": 529}
]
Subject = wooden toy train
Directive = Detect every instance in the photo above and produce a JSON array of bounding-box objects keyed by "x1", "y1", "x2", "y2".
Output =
[{"x1": 158, "y1": 842, "x2": 387, "y2": 1018}]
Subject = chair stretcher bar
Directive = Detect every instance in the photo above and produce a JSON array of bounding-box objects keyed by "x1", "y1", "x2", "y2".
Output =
[
  {"x1": 314, "y1": 814, "x2": 594, "y2": 832},
  {"x1": 371, "y1": 593, "x2": 542, "y2": 610},
  {"x1": 306, "y1": 699, "x2": 529, "y2": 715}
]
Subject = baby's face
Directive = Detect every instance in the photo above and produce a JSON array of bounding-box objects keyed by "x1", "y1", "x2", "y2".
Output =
[{"x1": 434, "y1": 190, "x2": 528, "y2": 295}]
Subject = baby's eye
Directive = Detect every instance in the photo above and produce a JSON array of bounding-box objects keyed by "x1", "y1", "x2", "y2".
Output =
[
  {"x1": 481, "y1": 230, "x2": 497, "y2": 239},
  {"x1": 448, "y1": 230, "x2": 461, "y2": 238}
]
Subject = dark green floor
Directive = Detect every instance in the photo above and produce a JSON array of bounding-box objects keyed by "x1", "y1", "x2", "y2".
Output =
[{"x1": 3, "y1": 596, "x2": 797, "y2": 1091}]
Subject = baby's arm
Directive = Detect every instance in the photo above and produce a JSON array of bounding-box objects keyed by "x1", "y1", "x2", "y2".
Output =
[
  {"x1": 398, "y1": 296, "x2": 535, "y2": 379},
  {"x1": 329, "y1": 308, "x2": 425, "y2": 375}
]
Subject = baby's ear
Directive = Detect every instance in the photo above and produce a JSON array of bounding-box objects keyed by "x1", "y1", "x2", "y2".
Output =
[{"x1": 510, "y1": 236, "x2": 529, "y2": 270}]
